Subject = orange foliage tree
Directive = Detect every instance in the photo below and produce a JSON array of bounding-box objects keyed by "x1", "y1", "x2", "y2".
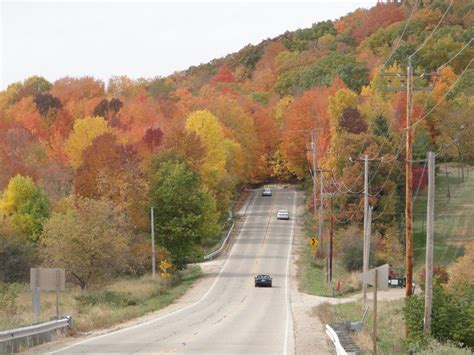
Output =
[{"x1": 280, "y1": 80, "x2": 345, "y2": 177}]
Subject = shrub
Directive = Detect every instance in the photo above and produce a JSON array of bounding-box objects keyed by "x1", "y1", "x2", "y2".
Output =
[
  {"x1": 404, "y1": 283, "x2": 474, "y2": 349},
  {"x1": 341, "y1": 234, "x2": 376, "y2": 272},
  {"x1": 0, "y1": 282, "x2": 20, "y2": 317},
  {"x1": 418, "y1": 264, "x2": 449, "y2": 291},
  {"x1": 416, "y1": 339, "x2": 472, "y2": 354},
  {"x1": 0, "y1": 235, "x2": 37, "y2": 283}
]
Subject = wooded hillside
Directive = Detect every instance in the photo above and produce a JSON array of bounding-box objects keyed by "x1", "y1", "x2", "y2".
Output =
[{"x1": 0, "y1": 1, "x2": 472, "y2": 285}]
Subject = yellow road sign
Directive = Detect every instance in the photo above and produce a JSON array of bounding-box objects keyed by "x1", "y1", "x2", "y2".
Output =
[{"x1": 309, "y1": 238, "x2": 318, "y2": 247}]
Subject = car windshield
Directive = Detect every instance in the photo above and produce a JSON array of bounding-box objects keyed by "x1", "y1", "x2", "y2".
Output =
[{"x1": 278, "y1": 210, "x2": 288, "y2": 214}]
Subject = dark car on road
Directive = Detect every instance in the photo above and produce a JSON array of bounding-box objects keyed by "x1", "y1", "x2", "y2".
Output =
[{"x1": 254, "y1": 274, "x2": 272, "y2": 287}]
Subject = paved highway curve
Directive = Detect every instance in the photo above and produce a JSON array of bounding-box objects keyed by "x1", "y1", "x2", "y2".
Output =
[{"x1": 49, "y1": 187, "x2": 298, "y2": 354}]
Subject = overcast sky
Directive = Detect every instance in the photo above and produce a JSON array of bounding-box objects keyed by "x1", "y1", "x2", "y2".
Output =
[{"x1": 0, "y1": 0, "x2": 377, "y2": 90}]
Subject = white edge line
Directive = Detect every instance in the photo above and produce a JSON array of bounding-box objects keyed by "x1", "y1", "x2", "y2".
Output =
[
  {"x1": 283, "y1": 190, "x2": 297, "y2": 355},
  {"x1": 49, "y1": 191, "x2": 258, "y2": 354}
]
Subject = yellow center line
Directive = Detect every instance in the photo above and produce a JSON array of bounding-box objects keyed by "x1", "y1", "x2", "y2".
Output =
[
  {"x1": 260, "y1": 209, "x2": 273, "y2": 249},
  {"x1": 248, "y1": 198, "x2": 276, "y2": 286}
]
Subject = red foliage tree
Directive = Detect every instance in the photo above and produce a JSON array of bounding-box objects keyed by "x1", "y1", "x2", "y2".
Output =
[
  {"x1": 142, "y1": 127, "x2": 164, "y2": 151},
  {"x1": 211, "y1": 65, "x2": 236, "y2": 83},
  {"x1": 352, "y1": 3, "x2": 405, "y2": 44}
]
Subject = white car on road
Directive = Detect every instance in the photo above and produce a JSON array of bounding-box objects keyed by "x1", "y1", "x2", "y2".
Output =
[{"x1": 277, "y1": 209, "x2": 290, "y2": 220}]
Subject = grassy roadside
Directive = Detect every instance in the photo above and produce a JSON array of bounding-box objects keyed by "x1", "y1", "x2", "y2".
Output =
[
  {"x1": 296, "y1": 181, "x2": 362, "y2": 297},
  {"x1": 0, "y1": 266, "x2": 201, "y2": 333},
  {"x1": 317, "y1": 299, "x2": 405, "y2": 354},
  {"x1": 311, "y1": 166, "x2": 473, "y2": 353},
  {"x1": 413, "y1": 165, "x2": 472, "y2": 274}
]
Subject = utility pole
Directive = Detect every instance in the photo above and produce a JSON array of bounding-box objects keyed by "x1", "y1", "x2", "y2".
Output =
[
  {"x1": 311, "y1": 129, "x2": 319, "y2": 251},
  {"x1": 319, "y1": 169, "x2": 324, "y2": 258},
  {"x1": 381, "y1": 57, "x2": 438, "y2": 297},
  {"x1": 424, "y1": 151, "x2": 435, "y2": 335},
  {"x1": 329, "y1": 194, "x2": 334, "y2": 283},
  {"x1": 151, "y1": 207, "x2": 156, "y2": 278},
  {"x1": 363, "y1": 155, "x2": 369, "y2": 304},
  {"x1": 318, "y1": 168, "x2": 332, "y2": 282},
  {"x1": 350, "y1": 155, "x2": 383, "y2": 304},
  {"x1": 405, "y1": 56, "x2": 414, "y2": 297}
]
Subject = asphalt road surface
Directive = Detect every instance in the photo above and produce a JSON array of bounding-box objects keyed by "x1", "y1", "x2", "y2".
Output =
[{"x1": 50, "y1": 187, "x2": 298, "y2": 354}]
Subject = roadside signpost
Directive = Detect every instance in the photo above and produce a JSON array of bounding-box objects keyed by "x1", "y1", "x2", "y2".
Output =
[
  {"x1": 309, "y1": 237, "x2": 318, "y2": 263},
  {"x1": 159, "y1": 260, "x2": 172, "y2": 277},
  {"x1": 30, "y1": 268, "x2": 65, "y2": 321},
  {"x1": 357, "y1": 264, "x2": 389, "y2": 355}
]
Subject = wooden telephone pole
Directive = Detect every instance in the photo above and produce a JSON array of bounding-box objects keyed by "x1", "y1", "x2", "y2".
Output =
[
  {"x1": 424, "y1": 151, "x2": 435, "y2": 334},
  {"x1": 329, "y1": 195, "x2": 334, "y2": 282},
  {"x1": 381, "y1": 57, "x2": 438, "y2": 297},
  {"x1": 317, "y1": 168, "x2": 334, "y2": 282},
  {"x1": 405, "y1": 57, "x2": 414, "y2": 297},
  {"x1": 351, "y1": 155, "x2": 383, "y2": 304}
]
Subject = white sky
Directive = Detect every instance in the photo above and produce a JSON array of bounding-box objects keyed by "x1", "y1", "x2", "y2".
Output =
[{"x1": 0, "y1": 0, "x2": 377, "y2": 90}]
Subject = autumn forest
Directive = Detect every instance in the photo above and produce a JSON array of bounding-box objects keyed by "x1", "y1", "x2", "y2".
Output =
[{"x1": 0, "y1": 0, "x2": 473, "y2": 298}]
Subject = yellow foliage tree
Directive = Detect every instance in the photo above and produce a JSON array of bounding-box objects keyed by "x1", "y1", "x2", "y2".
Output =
[
  {"x1": 64, "y1": 116, "x2": 114, "y2": 169},
  {"x1": 208, "y1": 97, "x2": 256, "y2": 179},
  {"x1": 328, "y1": 88, "x2": 358, "y2": 137},
  {"x1": 273, "y1": 95, "x2": 294, "y2": 128},
  {"x1": 432, "y1": 66, "x2": 457, "y2": 102},
  {"x1": 447, "y1": 243, "x2": 473, "y2": 294},
  {"x1": 185, "y1": 110, "x2": 242, "y2": 210}
]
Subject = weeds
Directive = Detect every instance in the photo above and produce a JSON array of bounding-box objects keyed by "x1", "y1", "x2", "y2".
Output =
[{"x1": 0, "y1": 267, "x2": 201, "y2": 333}]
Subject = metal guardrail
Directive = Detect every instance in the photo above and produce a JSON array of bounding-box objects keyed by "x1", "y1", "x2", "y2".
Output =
[
  {"x1": 203, "y1": 221, "x2": 235, "y2": 261},
  {"x1": 326, "y1": 324, "x2": 349, "y2": 355},
  {"x1": 0, "y1": 317, "x2": 71, "y2": 343},
  {"x1": 326, "y1": 323, "x2": 361, "y2": 355}
]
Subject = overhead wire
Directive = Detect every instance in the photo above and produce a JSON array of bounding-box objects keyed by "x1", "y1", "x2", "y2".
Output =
[
  {"x1": 381, "y1": 0, "x2": 421, "y2": 71},
  {"x1": 405, "y1": 58, "x2": 473, "y2": 131},
  {"x1": 437, "y1": 38, "x2": 474, "y2": 71},
  {"x1": 306, "y1": 0, "x2": 465, "y2": 218},
  {"x1": 409, "y1": 0, "x2": 454, "y2": 59}
]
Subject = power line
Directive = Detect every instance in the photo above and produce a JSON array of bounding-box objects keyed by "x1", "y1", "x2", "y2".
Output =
[
  {"x1": 410, "y1": 0, "x2": 454, "y2": 58},
  {"x1": 405, "y1": 58, "x2": 473, "y2": 131},
  {"x1": 381, "y1": 0, "x2": 421, "y2": 70},
  {"x1": 438, "y1": 38, "x2": 474, "y2": 71}
]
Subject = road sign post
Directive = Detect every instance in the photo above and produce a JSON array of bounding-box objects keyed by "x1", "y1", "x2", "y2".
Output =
[
  {"x1": 309, "y1": 238, "x2": 318, "y2": 263},
  {"x1": 357, "y1": 264, "x2": 388, "y2": 355},
  {"x1": 30, "y1": 268, "x2": 65, "y2": 320},
  {"x1": 373, "y1": 268, "x2": 378, "y2": 355}
]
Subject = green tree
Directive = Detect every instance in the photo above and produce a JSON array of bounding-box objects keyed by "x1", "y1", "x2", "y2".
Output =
[
  {"x1": 22, "y1": 76, "x2": 52, "y2": 94},
  {"x1": 149, "y1": 158, "x2": 219, "y2": 268},
  {"x1": 283, "y1": 20, "x2": 336, "y2": 51},
  {"x1": 41, "y1": 197, "x2": 129, "y2": 289},
  {"x1": 0, "y1": 175, "x2": 49, "y2": 242},
  {"x1": 372, "y1": 115, "x2": 390, "y2": 138},
  {"x1": 0, "y1": 235, "x2": 37, "y2": 282},
  {"x1": 306, "y1": 54, "x2": 367, "y2": 91}
]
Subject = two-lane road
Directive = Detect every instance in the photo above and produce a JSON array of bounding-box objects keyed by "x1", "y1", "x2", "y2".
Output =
[{"x1": 50, "y1": 187, "x2": 298, "y2": 354}]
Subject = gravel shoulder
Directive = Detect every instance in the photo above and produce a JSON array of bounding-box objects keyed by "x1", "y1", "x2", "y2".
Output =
[{"x1": 289, "y1": 190, "x2": 407, "y2": 355}]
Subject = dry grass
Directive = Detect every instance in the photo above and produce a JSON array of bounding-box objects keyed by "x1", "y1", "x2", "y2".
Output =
[
  {"x1": 1, "y1": 267, "x2": 201, "y2": 333},
  {"x1": 316, "y1": 299, "x2": 405, "y2": 354}
]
